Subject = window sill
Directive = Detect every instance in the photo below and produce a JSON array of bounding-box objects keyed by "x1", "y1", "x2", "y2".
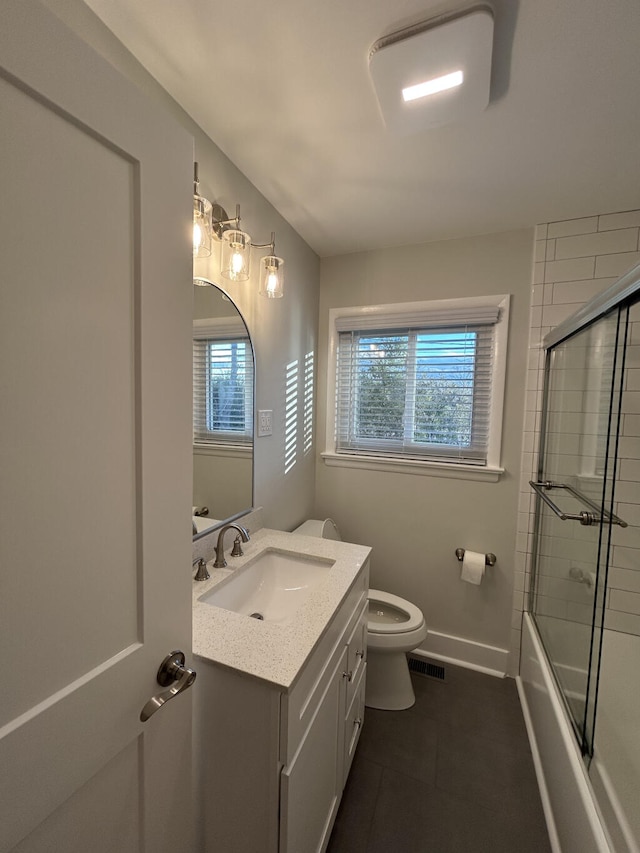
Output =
[
  {"x1": 194, "y1": 443, "x2": 252, "y2": 459},
  {"x1": 321, "y1": 451, "x2": 504, "y2": 482}
]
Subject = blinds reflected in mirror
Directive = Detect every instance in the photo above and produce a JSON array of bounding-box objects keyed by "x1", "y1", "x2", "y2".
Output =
[{"x1": 193, "y1": 317, "x2": 253, "y2": 445}]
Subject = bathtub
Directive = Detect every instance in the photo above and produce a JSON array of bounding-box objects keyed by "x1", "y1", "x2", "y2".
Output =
[{"x1": 517, "y1": 613, "x2": 613, "y2": 853}]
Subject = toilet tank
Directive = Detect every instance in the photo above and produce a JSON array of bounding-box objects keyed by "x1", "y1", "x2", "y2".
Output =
[{"x1": 292, "y1": 518, "x2": 341, "y2": 541}]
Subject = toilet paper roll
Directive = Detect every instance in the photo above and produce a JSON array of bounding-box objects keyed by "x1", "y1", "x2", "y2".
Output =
[{"x1": 461, "y1": 550, "x2": 485, "y2": 585}]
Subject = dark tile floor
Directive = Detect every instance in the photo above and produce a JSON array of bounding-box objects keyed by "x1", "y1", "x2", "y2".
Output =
[{"x1": 328, "y1": 663, "x2": 552, "y2": 853}]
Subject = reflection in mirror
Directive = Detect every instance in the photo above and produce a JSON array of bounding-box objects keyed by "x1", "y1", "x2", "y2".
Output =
[{"x1": 192, "y1": 280, "x2": 254, "y2": 539}]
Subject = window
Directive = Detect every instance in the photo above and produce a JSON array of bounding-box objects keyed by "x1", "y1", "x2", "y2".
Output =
[
  {"x1": 193, "y1": 318, "x2": 253, "y2": 446},
  {"x1": 326, "y1": 296, "x2": 509, "y2": 479}
]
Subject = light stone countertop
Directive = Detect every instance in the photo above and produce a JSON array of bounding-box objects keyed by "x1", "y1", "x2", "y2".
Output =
[{"x1": 192, "y1": 527, "x2": 371, "y2": 691}]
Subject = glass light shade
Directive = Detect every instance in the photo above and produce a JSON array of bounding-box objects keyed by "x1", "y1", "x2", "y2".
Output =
[
  {"x1": 259, "y1": 255, "x2": 284, "y2": 298},
  {"x1": 193, "y1": 195, "x2": 212, "y2": 258},
  {"x1": 221, "y1": 229, "x2": 251, "y2": 281}
]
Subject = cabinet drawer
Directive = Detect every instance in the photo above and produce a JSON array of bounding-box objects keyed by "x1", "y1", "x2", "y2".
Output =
[
  {"x1": 343, "y1": 662, "x2": 366, "y2": 785},
  {"x1": 345, "y1": 600, "x2": 367, "y2": 708}
]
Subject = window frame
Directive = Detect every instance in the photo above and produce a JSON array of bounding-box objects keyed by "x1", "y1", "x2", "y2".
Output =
[{"x1": 324, "y1": 295, "x2": 510, "y2": 481}]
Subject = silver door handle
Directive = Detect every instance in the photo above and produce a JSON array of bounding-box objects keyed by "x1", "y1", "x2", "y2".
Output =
[{"x1": 140, "y1": 651, "x2": 196, "y2": 722}]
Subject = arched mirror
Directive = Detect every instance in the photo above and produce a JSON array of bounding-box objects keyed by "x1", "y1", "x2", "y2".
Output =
[{"x1": 192, "y1": 279, "x2": 254, "y2": 539}]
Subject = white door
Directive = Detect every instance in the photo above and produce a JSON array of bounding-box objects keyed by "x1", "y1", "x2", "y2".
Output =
[{"x1": 0, "y1": 2, "x2": 194, "y2": 851}]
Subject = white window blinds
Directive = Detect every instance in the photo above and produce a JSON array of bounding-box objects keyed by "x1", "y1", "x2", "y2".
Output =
[
  {"x1": 335, "y1": 307, "x2": 499, "y2": 465},
  {"x1": 193, "y1": 318, "x2": 253, "y2": 446}
]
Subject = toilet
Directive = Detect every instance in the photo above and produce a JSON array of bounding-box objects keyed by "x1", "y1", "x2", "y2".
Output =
[
  {"x1": 291, "y1": 517, "x2": 341, "y2": 541},
  {"x1": 366, "y1": 589, "x2": 427, "y2": 710},
  {"x1": 292, "y1": 519, "x2": 428, "y2": 711}
]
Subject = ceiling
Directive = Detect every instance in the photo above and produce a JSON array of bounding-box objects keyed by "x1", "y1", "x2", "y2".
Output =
[{"x1": 83, "y1": 0, "x2": 640, "y2": 257}]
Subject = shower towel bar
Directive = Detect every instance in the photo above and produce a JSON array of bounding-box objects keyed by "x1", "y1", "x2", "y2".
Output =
[{"x1": 529, "y1": 480, "x2": 627, "y2": 528}]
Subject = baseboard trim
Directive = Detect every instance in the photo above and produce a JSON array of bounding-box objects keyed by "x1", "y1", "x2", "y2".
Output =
[{"x1": 413, "y1": 630, "x2": 509, "y2": 678}]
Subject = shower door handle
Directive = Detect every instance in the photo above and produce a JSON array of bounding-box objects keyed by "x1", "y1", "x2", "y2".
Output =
[{"x1": 529, "y1": 481, "x2": 627, "y2": 528}]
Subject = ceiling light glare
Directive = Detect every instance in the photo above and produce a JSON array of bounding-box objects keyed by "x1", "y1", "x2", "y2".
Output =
[{"x1": 402, "y1": 70, "x2": 463, "y2": 102}]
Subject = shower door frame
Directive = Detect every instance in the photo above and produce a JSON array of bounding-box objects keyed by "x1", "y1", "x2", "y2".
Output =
[{"x1": 528, "y1": 262, "x2": 640, "y2": 760}]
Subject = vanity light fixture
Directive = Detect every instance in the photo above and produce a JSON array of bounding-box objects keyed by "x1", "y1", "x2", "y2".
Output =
[
  {"x1": 368, "y1": 6, "x2": 494, "y2": 133},
  {"x1": 193, "y1": 163, "x2": 285, "y2": 296}
]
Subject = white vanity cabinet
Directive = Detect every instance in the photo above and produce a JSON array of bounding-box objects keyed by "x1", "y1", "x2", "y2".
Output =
[{"x1": 194, "y1": 558, "x2": 369, "y2": 853}]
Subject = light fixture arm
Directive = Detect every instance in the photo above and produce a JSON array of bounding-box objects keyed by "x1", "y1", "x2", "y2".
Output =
[
  {"x1": 252, "y1": 231, "x2": 276, "y2": 254},
  {"x1": 193, "y1": 162, "x2": 211, "y2": 214}
]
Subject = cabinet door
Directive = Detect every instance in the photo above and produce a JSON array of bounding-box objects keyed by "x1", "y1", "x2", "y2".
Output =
[{"x1": 280, "y1": 648, "x2": 347, "y2": 853}]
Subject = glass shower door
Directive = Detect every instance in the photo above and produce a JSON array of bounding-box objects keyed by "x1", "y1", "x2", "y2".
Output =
[{"x1": 530, "y1": 306, "x2": 627, "y2": 755}]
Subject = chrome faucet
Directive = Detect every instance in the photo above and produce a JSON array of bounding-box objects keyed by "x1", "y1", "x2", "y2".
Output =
[{"x1": 214, "y1": 523, "x2": 250, "y2": 568}]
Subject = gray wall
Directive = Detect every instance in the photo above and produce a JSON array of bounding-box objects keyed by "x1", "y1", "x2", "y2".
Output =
[
  {"x1": 46, "y1": 0, "x2": 321, "y2": 533},
  {"x1": 315, "y1": 229, "x2": 535, "y2": 657}
]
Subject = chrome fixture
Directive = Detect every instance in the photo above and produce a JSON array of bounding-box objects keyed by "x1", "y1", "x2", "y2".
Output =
[
  {"x1": 213, "y1": 522, "x2": 251, "y2": 568},
  {"x1": 529, "y1": 480, "x2": 627, "y2": 528},
  {"x1": 455, "y1": 548, "x2": 496, "y2": 567},
  {"x1": 193, "y1": 557, "x2": 210, "y2": 582},
  {"x1": 192, "y1": 162, "x2": 284, "y2": 296},
  {"x1": 140, "y1": 651, "x2": 196, "y2": 722}
]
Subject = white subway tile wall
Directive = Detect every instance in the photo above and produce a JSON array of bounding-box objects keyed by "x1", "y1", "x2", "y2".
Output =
[{"x1": 510, "y1": 209, "x2": 640, "y2": 675}]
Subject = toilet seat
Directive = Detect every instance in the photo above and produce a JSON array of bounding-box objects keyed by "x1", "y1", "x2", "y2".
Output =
[{"x1": 367, "y1": 589, "x2": 425, "y2": 634}]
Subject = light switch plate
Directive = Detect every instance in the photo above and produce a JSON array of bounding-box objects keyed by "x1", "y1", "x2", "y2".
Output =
[{"x1": 258, "y1": 410, "x2": 273, "y2": 437}]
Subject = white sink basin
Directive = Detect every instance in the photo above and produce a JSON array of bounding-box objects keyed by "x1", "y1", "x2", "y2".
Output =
[{"x1": 199, "y1": 548, "x2": 335, "y2": 624}]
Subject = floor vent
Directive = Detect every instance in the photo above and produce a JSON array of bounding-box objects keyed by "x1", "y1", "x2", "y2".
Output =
[{"x1": 408, "y1": 657, "x2": 446, "y2": 681}]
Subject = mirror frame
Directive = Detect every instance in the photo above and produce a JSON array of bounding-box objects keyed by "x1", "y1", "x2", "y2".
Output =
[{"x1": 192, "y1": 277, "x2": 255, "y2": 540}]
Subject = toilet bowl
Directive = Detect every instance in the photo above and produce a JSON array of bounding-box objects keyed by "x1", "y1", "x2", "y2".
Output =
[
  {"x1": 292, "y1": 519, "x2": 428, "y2": 712},
  {"x1": 366, "y1": 589, "x2": 427, "y2": 711}
]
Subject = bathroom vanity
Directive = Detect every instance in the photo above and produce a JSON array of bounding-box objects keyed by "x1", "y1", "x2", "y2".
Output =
[{"x1": 192, "y1": 528, "x2": 371, "y2": 853}]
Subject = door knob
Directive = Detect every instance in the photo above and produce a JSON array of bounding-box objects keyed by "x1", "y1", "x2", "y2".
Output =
[{"x1": 140, "y1": 651, "x2": 196, "y2": 722}]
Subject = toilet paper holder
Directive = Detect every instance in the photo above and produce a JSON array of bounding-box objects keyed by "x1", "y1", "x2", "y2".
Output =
[{"x1": 455, "y1": 548, "x2": 496, "y2": 567}]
